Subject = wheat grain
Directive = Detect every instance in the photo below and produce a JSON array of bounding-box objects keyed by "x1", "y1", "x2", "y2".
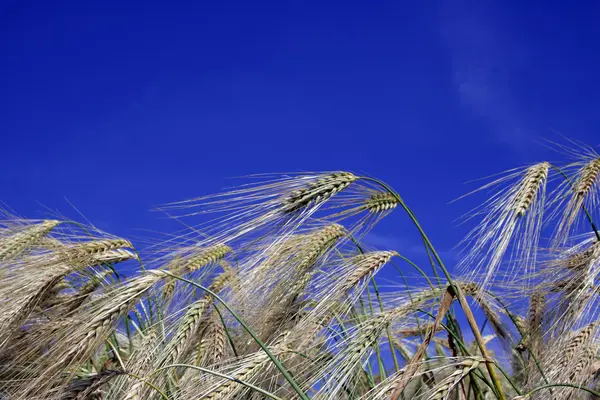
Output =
[
  {"x1": 64, "y1": 370, "x2": 123, "y2": 400},
  {"x1": 199, "y1": 309, "x2": 228, "y2": 366},
  {"x1": 554, "y1": 322, "x2": 597, "y2": 373},
  {"x1": 177, "y1": 243, "x2": 232, "y2": 274},
  {"x1": 66, "y1": 269, "x2": 115, "y2": 312},
  {"x1": 567, "y1": 345, "x2": 597, "y2": 382},
  {"x1": 62, "y1": 239, "x2": 133, "y2": 258},
  {"x1": 364, "y1": 191, "x2": 399, "y2": 213},
  {"x1": 296, "y1": 224, "x2": 345, "y2": 272},
  {"x1": 513, "y1": 163, "x2": 550, "y2": 217},
  {"x1": 165, "y1": 298, "x2": 210, "y2": 364},
  {"x1": 563, "y1": 241, "x2": 600, "y2": 271},
  {"x1": 0, "y1": 220, "x2": 60, "y2": 261},
  {"x1": 282, "y1": 172, "x2": 357, "y2": 213},
  {"x1": 574, "y1": 157, "x2": 600, "y2": 199},
  {"x1": 340, "y1": 251, "x2": 398, "y2": 292},
  {"x1": 426, "y1": 358, "x2": 482, "y2": 400}
]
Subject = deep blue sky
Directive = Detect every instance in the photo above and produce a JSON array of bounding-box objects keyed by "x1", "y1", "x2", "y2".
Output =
[{"x1": 2, "y1": 1, "x2": 600, "y2": 263}]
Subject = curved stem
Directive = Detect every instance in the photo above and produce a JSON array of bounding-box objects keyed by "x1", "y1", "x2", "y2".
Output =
[
  {"x1": 522, "y1": 383, "x2": 600, "y2": 398},
  {"x1": 417, "y1": 308, "x2": 494, "y2": 393},
  {"x1": 163, "y1": 271, "x2": 309, "y2": 400},
  {"x1": 489, "y1": 292, "x2": 549, "y2": 385},
  {"x1": 148, "y1": 364, "x2": 284, "y2": 400},
  {"x1": 393, "y1": 256, "x2": 437, "y2": 290},
  {"x1": 358, "y1": 176, "x2": 507, "y2": 400},
  {"x1": 345, "y1": 232, "x2": 403, "y2": 373}
]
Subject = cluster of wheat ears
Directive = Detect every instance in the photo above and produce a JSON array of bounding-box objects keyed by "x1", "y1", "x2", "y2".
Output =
[{"x1": 2, "y1": 144, "x2": 600, "y2": 400}]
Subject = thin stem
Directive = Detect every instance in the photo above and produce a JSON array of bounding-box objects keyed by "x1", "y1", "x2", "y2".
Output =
[
  {"x1": 417, "y1": 308, "x2": 494, "y2": 393},
  {"x1": 106, "y1": 339, "x2": 126, "y2": 371},
  {"x1": 491, "y1": 293, "x2": 549, "y2": 385},
  {"x1": 522, "y1": 383, "x2": 600, "y2": 398},
  {"x1": 148, "y1": 364, "x2": 284, "y2": 400},
  {"x1": 392, "y1": 256, "x2": 436, "y2": 290},
  {"x1": 163, "y1": 271, "x2": 309, "y2": 400},
  {"x1": 365, "y1": 281, "x2": 387, "y2": 380},
  {"x1": 346, "y1": 232, "x2": 401, "y2": 373},
  {"x1": 214, "y1": 304, "x2": 239, "y2": 358},
  {"x1": 371, "y1": 276, "x2": 400, "y2": 372},
  {"x1": 359, "y1": 176, "x2": 508, "y2": 400}
]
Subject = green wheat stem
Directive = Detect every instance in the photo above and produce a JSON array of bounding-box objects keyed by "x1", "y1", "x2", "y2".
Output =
[
  {"x1": 148, "y1": 364, "x2": 284, "y2": 400},
  {"x1": 358, "y1": 176, "x2": 507, "y2": 400},
  {"x1": 163, "y1": 271, "x2": 309, "y2": 400}
]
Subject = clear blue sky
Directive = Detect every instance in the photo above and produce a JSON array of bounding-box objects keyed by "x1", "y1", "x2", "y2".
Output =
[{"x1": 1, "y1": 1, "x2": 599, "y2": 265}]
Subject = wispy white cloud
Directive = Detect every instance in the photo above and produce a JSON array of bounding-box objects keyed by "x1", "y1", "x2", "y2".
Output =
[{"x1": 439, "y1": 1, "x2": 531, "y2": 150}]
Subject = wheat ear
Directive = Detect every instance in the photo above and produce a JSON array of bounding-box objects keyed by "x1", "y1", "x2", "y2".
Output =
[
  {"x1": 66, "y1": 269, "x2": 116, "y2": 312},
  {"x1": 164, "y1": 298, "x2": 210, "y2": 364},
  {"x1": 364, "y1": 191, "x2": 400, "y2": 213},
  {"x1": 65, "y1": 270, "x2": 168, "y2": 361},
  {"x1": 63, "y1": 370, "x2": 123, "y2": 400},
  {"x1": 0, "y1": 220, "x2": 60, "y2": 261},
  {"x1": 282, "y1": 172, "x2": 357, "y2": 212},
  {"x1": 426, "y1": 358, "x2": 483, "y2": 400},
  {"x1": 513, "y1": 162, "x2": 550, "y2": 217},
  {"x1": 178, "y1": 243, "x2": 232, "y2": 274},
  {"x1": 340, "y1": 251, "x2": 398, "y2": 292},
  {"x1": 553, "y1": 322, "x2": 598, "y2": 374},
  {"x1": 574, "y1": 157, "x2": 600, "y2": 200},
  {"x1": 198, "y1": 308, "x2": 228, "y2": 366}
]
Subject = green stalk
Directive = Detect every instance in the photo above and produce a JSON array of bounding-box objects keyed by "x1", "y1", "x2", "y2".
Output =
[
  {"x1": 393, "y1": 256, "x2": 436, "y2": 289},
  {"x1": 370, "y1": 276, "x2": 400, "y2": 372},
  {"x1": 521, "y1": 383, "x2": 600, "y2": 398},
  {"x1": 354, "y1": 299, "x2": 377, "y2": 388},
  {"x1": 490, "y1": 292, "x2": 549, "y2": 385},
  {"x1": 163, "y1": 271, "x2": 309, "y2": 400},
  {"x1": 359, "y1": 176, "x2": 507, "y2": 400},
  {"x1": 214, "y1": 304, "x2": 239, "y2": 357},
  {"x1": 346, "y1": 232, "x2": 410, "y2": 373},
  {"x1": 148, "y1": 364, "x2": 284, "y2": 400},
  {"x1": 365, "y1": 282, "x2": 387, "y2": 380},
  {"x1": 417, "y1": 308, "x2": 492, "y2": 393}
]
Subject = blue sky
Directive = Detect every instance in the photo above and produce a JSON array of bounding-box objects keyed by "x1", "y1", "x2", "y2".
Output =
[{"x1": 1, "y1": 0, "x2": 600, "y2": 268}]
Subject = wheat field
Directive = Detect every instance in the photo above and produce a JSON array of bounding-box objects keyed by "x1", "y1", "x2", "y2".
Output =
[{"x1": 2, "y1": 144, "x2": 600, "y2": 399}]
